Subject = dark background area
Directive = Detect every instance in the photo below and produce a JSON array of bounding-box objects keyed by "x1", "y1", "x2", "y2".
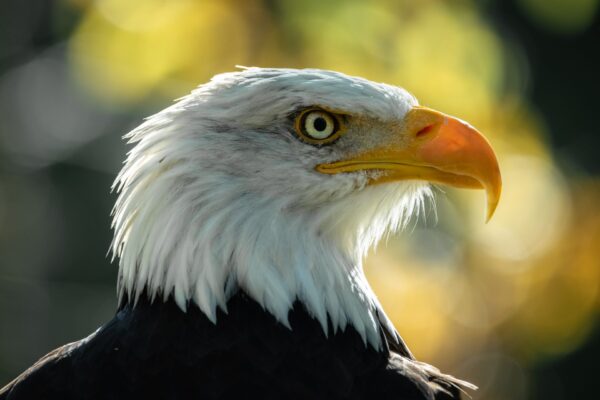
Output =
[
  {"x1": 484, "y1": 2, "x2": 599, "y2": 397},
  {"x1": 487, "y1": 0, "x2": 600, "y2": 174}
]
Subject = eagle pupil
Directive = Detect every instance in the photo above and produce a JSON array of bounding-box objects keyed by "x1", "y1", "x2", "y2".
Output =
[{"x1": 314, "y1": 117, "x2": 327, "y2": 132}]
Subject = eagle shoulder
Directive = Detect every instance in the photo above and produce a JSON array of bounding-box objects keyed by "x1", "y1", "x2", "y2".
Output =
[
  {"x1": 0, "y1": 337, "x2": 92, "y2": 399},
  {"x1": 1, "y1": 292, "x2": 469, "y2": 400}
]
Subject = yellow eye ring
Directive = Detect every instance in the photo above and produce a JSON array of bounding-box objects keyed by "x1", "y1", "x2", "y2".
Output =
[{"x1": 294, "y1": 108, "x2": 346, "y2": 145}]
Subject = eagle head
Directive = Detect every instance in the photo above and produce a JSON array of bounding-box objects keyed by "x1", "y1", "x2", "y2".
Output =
[{"x1": 111, "y1": 68, "x2": 501, "y2": 349}]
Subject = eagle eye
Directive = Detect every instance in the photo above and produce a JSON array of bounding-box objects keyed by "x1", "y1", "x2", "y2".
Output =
[{"x1": 294, "y1": 108, "x2": 345, "y2": 145}]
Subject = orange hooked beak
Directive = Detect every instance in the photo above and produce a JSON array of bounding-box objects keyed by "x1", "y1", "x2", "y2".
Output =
[{"x1": 316, "y1": 107, "x2": 502, "y2": 222}]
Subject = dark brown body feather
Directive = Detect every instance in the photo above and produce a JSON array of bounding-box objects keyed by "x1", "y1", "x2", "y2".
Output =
[{"x1": 0, "y1": 292, "x2": 469, "y2": 399}]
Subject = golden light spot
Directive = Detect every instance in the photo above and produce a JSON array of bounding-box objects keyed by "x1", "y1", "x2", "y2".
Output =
[
  {"x1": 69, "y1": 0, "x2": 264, "y2": 104},
  {"x1": 471, "y1": 155, "x2": 571, "y2": 263}
]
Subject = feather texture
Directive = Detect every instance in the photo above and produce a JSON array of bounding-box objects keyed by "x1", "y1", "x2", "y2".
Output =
[
  {"x1": 0, "y1": 292, "x2": 474, "y2": 400},
  {"x1": 111, "y1": 68, "x2": 429, "y2": 349}
]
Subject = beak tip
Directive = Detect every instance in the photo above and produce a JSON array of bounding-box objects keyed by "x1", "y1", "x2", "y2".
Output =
[{"x1": 484, "y1": 182, "x2": 502, "y2": 223}]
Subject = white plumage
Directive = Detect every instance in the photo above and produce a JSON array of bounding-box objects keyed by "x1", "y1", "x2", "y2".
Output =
[{"x1": 111, "y1": 68, "x2": 432, "y2": 349}]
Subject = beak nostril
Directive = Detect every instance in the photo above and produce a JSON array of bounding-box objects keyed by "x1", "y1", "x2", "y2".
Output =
[{"x1": 416, "y1": 124, "x2": 434, "y2": 138}]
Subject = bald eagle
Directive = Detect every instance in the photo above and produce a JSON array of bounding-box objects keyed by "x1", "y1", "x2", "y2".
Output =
[{"x1": 0, "y1": 68, "x2": 500, "y2": 400}]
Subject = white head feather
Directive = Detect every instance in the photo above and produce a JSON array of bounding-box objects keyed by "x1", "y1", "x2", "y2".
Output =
[{"x1": 111, "y1": 68, "x2": 432, "y2": 349}]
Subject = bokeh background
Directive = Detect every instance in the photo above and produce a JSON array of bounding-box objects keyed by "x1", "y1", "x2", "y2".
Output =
[{"x1": 0, "y1": 0, "x2": 598, "y2": 398}]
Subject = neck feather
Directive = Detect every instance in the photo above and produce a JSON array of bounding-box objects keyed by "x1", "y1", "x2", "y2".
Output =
[{"x1": 111, "y1": 138, "x2": 431, "y2": 350}]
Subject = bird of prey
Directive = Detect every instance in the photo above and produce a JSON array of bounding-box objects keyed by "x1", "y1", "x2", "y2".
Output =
[{"x1": 0, "y1": 68, "x2": 500, "y2": 399}]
